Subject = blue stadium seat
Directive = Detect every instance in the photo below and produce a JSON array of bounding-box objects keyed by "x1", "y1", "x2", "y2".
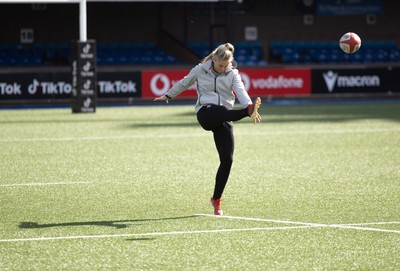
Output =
[
  {"x1": 96, "y1": 42, "x2": 179, "y2": 65},
  {"x1": 270, "y1": 40, "x2": 400, "y2": 64},
  {"x1": 188, "y1": 41, "x2": 265, "y2": 66}
]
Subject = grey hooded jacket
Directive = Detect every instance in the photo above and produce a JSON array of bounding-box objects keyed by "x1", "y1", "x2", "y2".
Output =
[{"x1": 164, "y1": 59, "x2": 252, "y2": 113}]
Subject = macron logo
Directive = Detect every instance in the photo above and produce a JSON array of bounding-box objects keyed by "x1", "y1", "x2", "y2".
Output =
[
  {"x1": 322, "y1": 70, "x2": 380, "y2": 92},
  {"x1": 322, "y1": 71, "x2": 338, "y2": 93}
]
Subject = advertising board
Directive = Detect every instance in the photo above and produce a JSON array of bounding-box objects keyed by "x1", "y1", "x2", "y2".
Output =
[
  {"x1": 142, "y1": 68, "x2": 311, "y2": 98},
  {"x1": 311, "y1": 68, "x2": 397, "y2": 94}
]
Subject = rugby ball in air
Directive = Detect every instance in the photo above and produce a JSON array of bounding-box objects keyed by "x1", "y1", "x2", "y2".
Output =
[{"x1": 339, "y1": 32, "x2": 361, "y2": 54}]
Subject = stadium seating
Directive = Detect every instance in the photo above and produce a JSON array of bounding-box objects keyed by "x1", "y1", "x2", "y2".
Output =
[
  {"x1": 270, "y1": 40, "x2": 400, "y2": 64},
  {"x1": 0, "y1": 42, "x2": 180, "y2": 66},
  {"x1": 188, "y1": 41, "x2": 267, "y2": 66},
  {"x1": 1, "y1": 40, "x2": 398, "y2": 67},
  {"x1": 0, "y1": 44, "x2": 43, "y2": 66},
  {"x1": 96, "y1": 42, "x2": 179, "y2": 65}
]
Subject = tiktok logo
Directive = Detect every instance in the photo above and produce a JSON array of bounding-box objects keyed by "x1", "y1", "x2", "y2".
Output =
[
  {"x1": 82, "y1": 44, "x2": 91, "y2": 54},
  {"x1": 83, "y1": 97, "x2": 92, "y2": 108}
]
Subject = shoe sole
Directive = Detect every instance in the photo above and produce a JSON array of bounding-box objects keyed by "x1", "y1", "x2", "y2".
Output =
[{"x1": 250, "y1": 97, "x2": 261, "y2": 121}]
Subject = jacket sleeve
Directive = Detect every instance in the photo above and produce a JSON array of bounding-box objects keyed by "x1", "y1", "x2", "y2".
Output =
[
  {"x1": 165, "y1": 64, "x2": 200, "y2": 99},
  {"x1": 232, "y1": 70, "x2": 252, "y2": 107}
]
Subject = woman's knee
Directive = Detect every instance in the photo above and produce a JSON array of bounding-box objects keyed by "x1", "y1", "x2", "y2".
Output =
[{"x1": 220, "y1": 155, "x2": 233, "y2": 166}]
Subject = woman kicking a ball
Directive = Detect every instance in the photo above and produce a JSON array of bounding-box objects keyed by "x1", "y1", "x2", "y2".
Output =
[{"x1": 154, "y1": 43, "x2": 261, "y2": 215}]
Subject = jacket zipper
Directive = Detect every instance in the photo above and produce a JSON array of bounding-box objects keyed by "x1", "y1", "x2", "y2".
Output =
[{"x1": 214, "y1": 76, "x2": 220, "y2": 105}]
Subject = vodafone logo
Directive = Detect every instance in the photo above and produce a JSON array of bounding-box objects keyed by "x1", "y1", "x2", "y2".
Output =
[
  {"x1": 143, "y1": 68, "x2": 310, "y2": 98},
  {"x1": 240, "y1": 68, "x2": 311, "y2": 95},
  {"x1": 150, "y1": 73, "x2": 170, "y2": 96},
  {"x1": 241, "y1": 72, "x2": 305, "y2": 90},
  {"x1": 251, "y1": 75, "x2": 304, "y2": 89}
]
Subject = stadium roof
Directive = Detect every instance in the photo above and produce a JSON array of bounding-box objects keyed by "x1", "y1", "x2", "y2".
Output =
[{"x1": 0, "y1": 0, "x2": 236, "y2": 3}]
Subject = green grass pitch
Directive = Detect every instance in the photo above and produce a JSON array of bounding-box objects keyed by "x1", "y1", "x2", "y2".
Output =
[{"x1": 1, "y1": 101, "x2": 399, "y2": 270}]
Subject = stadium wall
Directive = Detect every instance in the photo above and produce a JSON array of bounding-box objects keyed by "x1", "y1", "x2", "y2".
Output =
[
  {"x1": 0, "y1": 1, "x2": 399, "y2": 106},
  {"x1": 0, "y1": 2, "x2": 399, "y2": 46},
  {"x1": 0, "y1": 65, "x2": 399, "y2": 107}
]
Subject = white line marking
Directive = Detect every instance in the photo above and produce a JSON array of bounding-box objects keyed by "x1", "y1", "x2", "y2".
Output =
[
  {"x1": 0, "y1": 128, "x2": 399, "y2": 143},
  {"x1": 0, "y1": 181, "x2": 92, "y2": 187},
  {"x1": 245, "y1": 128, "x2": 400, "y2": 137},
  {"x1": 2, "y1": 215, "x2": 399, "y2": 243},
  {"x1": 196, "y1": 214, "x2": 400, "y2": 234},
  {"x1": 195, "y1": 214, "x2": 327, "y2": 227},
  {"x1": 328, "y1": 224, "x2": 400, "y2": 234},
  {"x1": 340, "y1": 221, "x2": 400, "y2": 226},
  {"x1": 0, "y1": 225, "x2": 316, "y2": 243},
  {"x1": 0, "y1": 134, "x2": 207, "y2": 143}
]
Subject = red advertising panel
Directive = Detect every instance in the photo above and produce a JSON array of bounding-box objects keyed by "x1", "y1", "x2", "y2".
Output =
[
  {"x1": 142, "y1": 70, "x2": 197, "y2": 98},
  {"x1": 240, "y1": 68, "x2": 311, "y2": 96},
  {"x1": 142, "y1": 68, "x2": 311, "y2": 98}
]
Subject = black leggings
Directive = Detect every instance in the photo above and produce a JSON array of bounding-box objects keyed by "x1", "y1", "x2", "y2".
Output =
[{"x1": 196, "y1": 105, "x2": 249, "y2": 199}]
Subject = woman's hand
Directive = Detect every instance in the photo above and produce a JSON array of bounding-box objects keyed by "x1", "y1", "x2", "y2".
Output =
[{"x1": 153, "y1": 95, "x2": 169, "y2": 103}]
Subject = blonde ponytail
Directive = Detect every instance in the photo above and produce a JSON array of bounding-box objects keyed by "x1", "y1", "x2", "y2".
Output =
[{"x1": 201, "y1": 43, "x2": 235, "y2": 63}]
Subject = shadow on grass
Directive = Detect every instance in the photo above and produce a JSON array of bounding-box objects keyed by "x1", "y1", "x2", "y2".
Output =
[
  {"x1": 125, "y1": 102, "x2": 400, "y2": 128},
  {"x1": 0, "y1": 107, "x2": 195, "y2": 125},
  {"x1": 124, "y1": 121, "x2": 200, "y2": 129},
  {"x1": 19, "y1": 215, "x2": 199, "y2": 230}
]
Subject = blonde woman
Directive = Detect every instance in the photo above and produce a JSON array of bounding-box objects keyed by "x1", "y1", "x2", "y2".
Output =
[{"x1": 154, "y1": 43, "x2": 261, "y2": 215}]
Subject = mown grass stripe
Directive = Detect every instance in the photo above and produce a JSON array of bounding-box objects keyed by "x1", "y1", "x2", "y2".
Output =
[{"x1": 1, "y1": 128, "x2": 399, "y2": 143}]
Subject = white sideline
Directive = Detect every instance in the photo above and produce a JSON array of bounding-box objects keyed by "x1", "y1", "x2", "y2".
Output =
[
  {"x1": 0, "y1": 181, "x2": 92, "y2": 187},
  {"x1": 1, "y1": 214, "x2": 399, "y2": 243},
  {"x1": 0, "y1": 225, "x2": 316, "y2": 243},
  {"x1": 341, "y1": 221, "x2": 400, "y2": 226},
  {"x1": 329, "y1": 225, "x2": 400, "y2": 234},
  {"x1": 197, "y1": 214, "x2": 400, "y2": 234},
  {"x1": 1, "y1": 128, "x2": 399, "y2": 143},
  {"x1": 0, "y1": 134, "x2": 207, "y2": 143},
  {"x1": 195, "y1": 214, "x2": 327, "y2": 226}
]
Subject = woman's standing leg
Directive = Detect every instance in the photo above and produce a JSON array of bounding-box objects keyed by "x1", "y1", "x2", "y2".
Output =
[
  {"x1": 212, "y1": 121, "x2": 234, "y2": 199},
  {"x1": 196, "y1": 101, "x2": 261, "y2": 215},
  {"x1": 210, "y1": 121, "x2": 234, "y2": 215}
]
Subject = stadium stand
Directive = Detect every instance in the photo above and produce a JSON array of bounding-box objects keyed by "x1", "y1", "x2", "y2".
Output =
[
  {"x1": 189, "y1": 41, "x2": 267, "y2": 66},
  {"x1": 1, "y1": 40, "x2": 399, "y2": 67},
  {"x1": 96, "y1": 42, "x2": 179, "y2": 65},
  {"x1": 0, "y1": 42, "x2": 180, "y2": 66},
  {"x1": 0, "y1": 44, "x2": 43, "y2": 66},
  {"x1": 0, "y1": 41, "x2": 267, "y2": 67},
  {"x1": 270, "y1": 40, "x2": 400, "y2": 64}
]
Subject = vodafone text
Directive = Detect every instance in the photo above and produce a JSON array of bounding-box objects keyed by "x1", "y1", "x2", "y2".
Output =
[{"x1": 250, "y1": 76, "x2": 303, "y2": 89}]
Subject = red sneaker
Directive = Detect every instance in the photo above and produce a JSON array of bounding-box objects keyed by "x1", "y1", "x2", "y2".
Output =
[
  {"x1": 210, "y1": 198, "x2": 223, "y2": 216},
  {"x1": 247, "y1": 97, "x2": 261, "y2": 123}
]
